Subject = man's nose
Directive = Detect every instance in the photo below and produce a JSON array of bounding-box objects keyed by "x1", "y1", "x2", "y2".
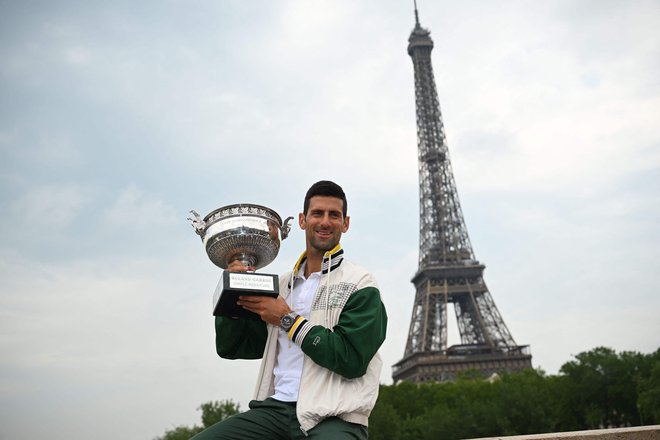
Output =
[{"x1": 320, "y1": 213, "x2": 331, "y2": 226}]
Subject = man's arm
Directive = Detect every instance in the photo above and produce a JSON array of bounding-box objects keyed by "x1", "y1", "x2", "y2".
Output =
[{"x1": 290, "y1": 286, "x2": 387, "y2": 379}]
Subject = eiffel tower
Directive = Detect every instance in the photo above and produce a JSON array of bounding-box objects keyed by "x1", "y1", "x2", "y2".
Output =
[{"x1": 392, "y1": 4, "x2": 532, "y2": 383}]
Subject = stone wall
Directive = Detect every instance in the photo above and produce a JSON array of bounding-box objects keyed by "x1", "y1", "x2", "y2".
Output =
[{"x1": 472, "y1": 425, "x2": 660, "y2": 440}]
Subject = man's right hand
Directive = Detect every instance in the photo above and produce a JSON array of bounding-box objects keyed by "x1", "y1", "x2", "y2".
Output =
[{"x1": 226, "y1": 260, "x2": 256, "y2": 272}]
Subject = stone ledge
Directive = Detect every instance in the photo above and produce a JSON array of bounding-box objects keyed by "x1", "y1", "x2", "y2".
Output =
[{"x1": 472, "y1": 425, "x2": 659, "y2": 440}]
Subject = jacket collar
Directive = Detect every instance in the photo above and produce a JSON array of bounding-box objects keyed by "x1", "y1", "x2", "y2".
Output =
[{"x1": 293, "y1": 243, "x2": 344, "y2": 277}]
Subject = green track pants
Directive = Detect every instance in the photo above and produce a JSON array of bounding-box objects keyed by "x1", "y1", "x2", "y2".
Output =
[{"x1": 190, "y1": 398, "x2": 368, "y2": 440}]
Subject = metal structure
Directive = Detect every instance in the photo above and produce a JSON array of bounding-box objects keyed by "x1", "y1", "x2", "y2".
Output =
[{"x1": 392, "y1": 4, "x2": 532, "y2": 383}]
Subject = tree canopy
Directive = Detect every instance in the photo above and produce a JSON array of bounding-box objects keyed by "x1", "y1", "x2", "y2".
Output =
[
  {"x1": 153, "y1": 400, "x2": 240, "y2": 440},
  {"x1": 154, "y1": 346, "x2": 659, "y2": 440},
  {"x1": 369, "y1": 347, "x2": 659, "y2": 440}
]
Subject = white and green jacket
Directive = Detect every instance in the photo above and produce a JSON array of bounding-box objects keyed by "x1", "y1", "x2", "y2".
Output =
[{"x1": 215, "y1": 245, "x2": 388, "y2": 433}]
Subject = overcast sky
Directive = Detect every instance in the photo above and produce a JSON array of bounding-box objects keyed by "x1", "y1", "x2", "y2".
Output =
[{"x1": 1, "y1": 1, "x2": 659, "y2": 439}]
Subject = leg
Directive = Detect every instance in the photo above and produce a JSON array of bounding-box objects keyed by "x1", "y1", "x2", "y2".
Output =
[
  {"x1": 191, "y1": 399, "x2": 296, "y2": 440},
  {"x1": 305, "y1": 417, "x2": 368, "y2": 440}
]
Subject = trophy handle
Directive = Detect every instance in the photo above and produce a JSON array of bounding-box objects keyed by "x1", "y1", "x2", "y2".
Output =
[
  {"x1": 281, "y1": 216, "x2": 294, "y2": 240},
  {"x1": 188, "y1": 210, "x2": 206, "y2": 237}
]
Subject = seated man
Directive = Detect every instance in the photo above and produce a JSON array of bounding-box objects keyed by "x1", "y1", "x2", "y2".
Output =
[{"x1": 192, "y1": 180, "x2": 388, "y2": 440}]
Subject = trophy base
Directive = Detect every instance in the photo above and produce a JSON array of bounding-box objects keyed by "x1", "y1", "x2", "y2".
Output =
[{"x1": 213, "y1": 271, "x2": 280, "y2": 319}]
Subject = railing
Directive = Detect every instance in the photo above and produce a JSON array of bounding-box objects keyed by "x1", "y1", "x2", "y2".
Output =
[{"x1": 471, "y1": 425, "x2": 660, "y2": 440}]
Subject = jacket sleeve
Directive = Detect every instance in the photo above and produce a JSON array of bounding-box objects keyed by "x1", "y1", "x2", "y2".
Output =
[
  {"x1": 215, "y1": 316, "x2": 268, "y2": 359},
  {"x1": 294, "y1": 286, "x2": 387, "y2": 379}
]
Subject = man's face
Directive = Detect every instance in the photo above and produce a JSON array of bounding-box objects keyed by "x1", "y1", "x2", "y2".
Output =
[{"x1": 299, "y1": 196, "x2": 350, "y2": 254}]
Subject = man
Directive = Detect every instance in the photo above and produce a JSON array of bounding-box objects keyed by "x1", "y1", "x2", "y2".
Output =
[{"x1": 192, "y1": 180, "x2": 387, "y2": 440}]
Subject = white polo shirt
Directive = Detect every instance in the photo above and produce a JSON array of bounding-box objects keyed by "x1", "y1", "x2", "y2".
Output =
[{"x1": 271, "y1": 265, "x2": 320, "y2": 402}]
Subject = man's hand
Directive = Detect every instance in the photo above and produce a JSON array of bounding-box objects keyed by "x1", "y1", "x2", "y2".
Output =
[
  {"x1": 237, "y1": 295, "x2": 291, "y2": 326},
  {"x1": 226, "y1": 260, "x2": 256, "y2": 272},
  {"x1": 226, "y1": 260, "x2": 287, "y2": 324}
]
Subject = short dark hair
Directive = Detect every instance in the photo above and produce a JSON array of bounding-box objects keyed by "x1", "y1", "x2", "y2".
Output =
[{"x1": 303, "y1": 180, "x2": 347, "y2": 217}]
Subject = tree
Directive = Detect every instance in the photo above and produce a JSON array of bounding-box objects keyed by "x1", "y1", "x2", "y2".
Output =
[
  {"x1": 559, "y1": 347, "x2": 645, "y2": 428},
  {"x1": 156, "y1": 347, "x2": 659, "y2": 439},
  {"x1": 494, "y1": 369, "x2": 560, "y2": 435},
  {"x1": 198, "y1": 400, "x2": 242, "y2": 428},
  {"x1": 153, "y1": 399, "x2": 241, "y2": 440},
  {"x1": 368, "y1": 399, "x2": 402, "y2": 440},
  {"x1": 155, "y1": 425, "x2": 201, "y2": 440},
  {"x1": 636, "y1": 348, "x2": 660, "y2": 424}
]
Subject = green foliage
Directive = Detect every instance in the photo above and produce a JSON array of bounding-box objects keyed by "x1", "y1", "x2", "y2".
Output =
[
  {"x1": 368, "y1": 401, "x2": 401, "y2": 440},
  {"x1": 558, "y1": 346, "x2": 651, "y2": 429},
  {"x1": 637, "y1": 349, "x2": 660, "y2": 424},
  {"x1": 155, "y1": 425, "x2": 203, "y2": 440},
  {"x1": 155, "y1": 347, "x2": 659, "y2": 440},
  {"x1": 370, "y1": 347, "x2": 659, "y2": 440},
  {"x1": 197, "y1": 400, "x2": 242, "y2": 428},
  {"x1": 153, "y1": 399, "x2": 241, "y2": 440}
]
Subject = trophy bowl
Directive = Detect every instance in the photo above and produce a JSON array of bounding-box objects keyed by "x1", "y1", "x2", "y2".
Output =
[{"x1": 189, "y1": 203, "x2": 293, "y2": 270}]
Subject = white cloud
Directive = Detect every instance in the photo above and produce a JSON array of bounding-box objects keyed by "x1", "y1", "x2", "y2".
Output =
[
  {"x1": 106, "y1": 184, "x2": 177, "y2": 228},
  {"x1": 31, "y1": 132, "x2": 83, "y2": 168},
  {"x1": 427, "y1": 1, "x2": 660, "y2": 194},
  {"x1": 266, "y1": 1, "x2": 355, "y2": 55},
  {"x1": 8, "y1": 184, "x2": 93, "y2": 229},
  {"x1": 61, "y1": 46, "x2": 92, "y2": 66}
]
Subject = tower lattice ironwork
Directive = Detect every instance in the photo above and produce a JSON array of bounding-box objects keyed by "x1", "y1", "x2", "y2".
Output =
[{"x1": 392, "y1": 5, "x2": 532, "y2": 383}]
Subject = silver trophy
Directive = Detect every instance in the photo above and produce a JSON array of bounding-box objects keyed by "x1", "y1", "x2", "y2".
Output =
[{"x1": 189, "y1": 204, "x2": 293, "y2": 319}]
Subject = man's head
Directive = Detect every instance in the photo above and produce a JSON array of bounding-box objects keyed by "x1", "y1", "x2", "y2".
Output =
[
  {"x1": 303, "y1": 180, "x2": 347, "y2": 217},
  {"x1": 300, "y1": 180, "x2": 350, "y2": 255}
]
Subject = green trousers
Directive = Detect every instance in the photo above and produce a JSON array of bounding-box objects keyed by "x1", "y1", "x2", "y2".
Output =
[{"x1": 190, "y1": 398, "x2": 368, "y2": 440}]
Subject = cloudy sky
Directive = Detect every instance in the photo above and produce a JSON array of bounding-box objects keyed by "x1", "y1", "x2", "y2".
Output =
[{"x1": 1, "y1": 0, "x2": 659, "y2": 438}]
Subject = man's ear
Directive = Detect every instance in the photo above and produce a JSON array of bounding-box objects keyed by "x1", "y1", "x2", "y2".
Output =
[
  {"x1": 298, "y1": 212, "x2": 306, "y2": 229},
  {"x1": 342, "y1": 215, "x2": 350, "y2": 233}
]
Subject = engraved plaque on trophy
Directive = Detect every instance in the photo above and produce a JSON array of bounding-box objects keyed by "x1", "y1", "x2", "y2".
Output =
[{"x1": 189, "y1": 204, "x2": 293, "y2": 319}]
